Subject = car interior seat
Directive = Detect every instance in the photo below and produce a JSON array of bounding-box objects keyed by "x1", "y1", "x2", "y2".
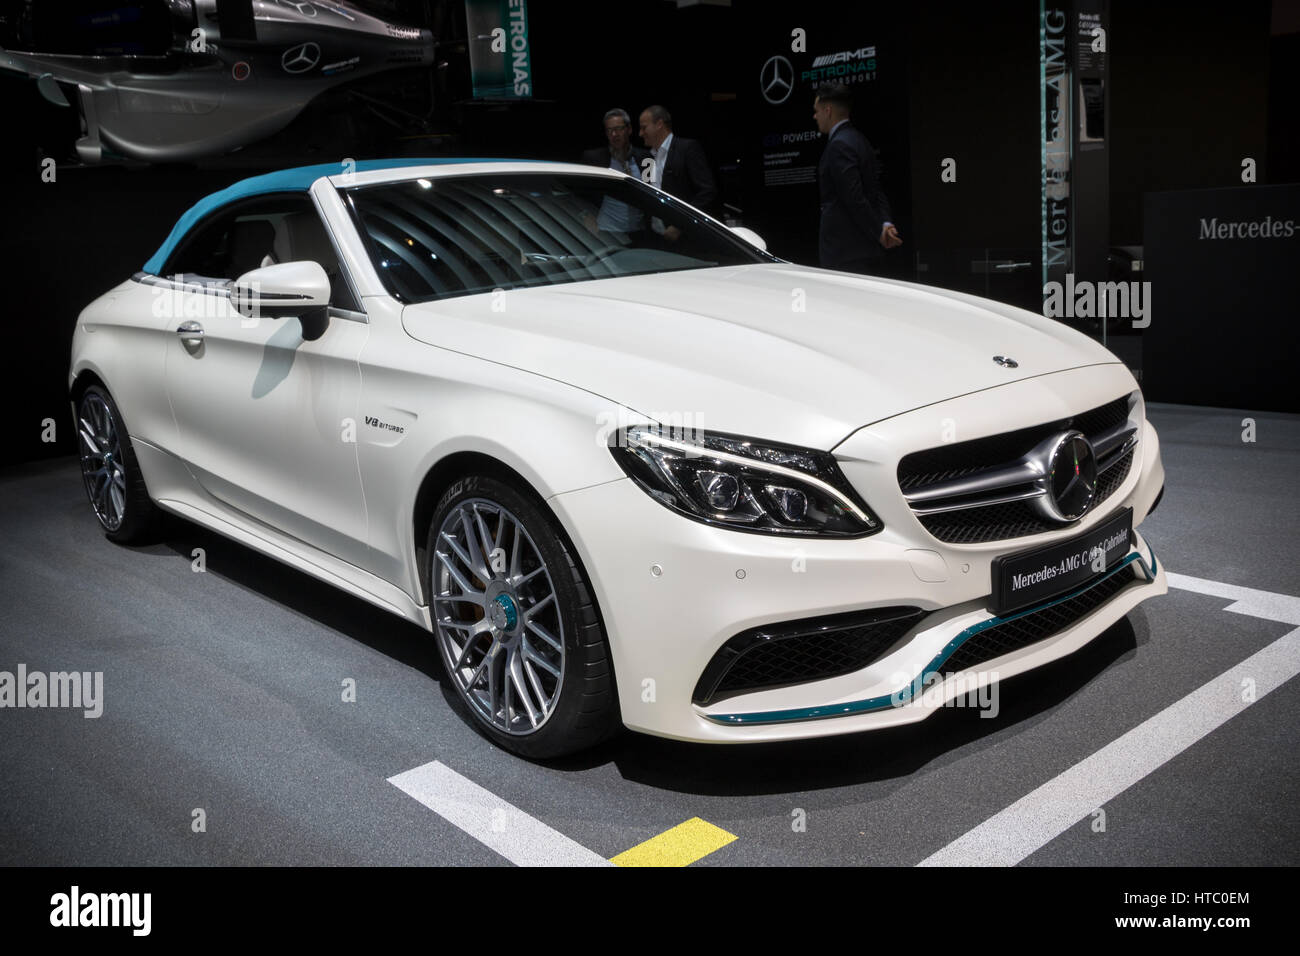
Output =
[
  {"x1": 276, "y1": 212, "x2": 351, "y2": 308},
  {"x1": 228, "y1": 219, "x2": 277, "y2": 280}
]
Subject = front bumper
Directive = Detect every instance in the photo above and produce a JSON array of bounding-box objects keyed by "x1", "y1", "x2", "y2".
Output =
[{"x1": 547, "y1": 366, "x2": 1167, "y2": 744}]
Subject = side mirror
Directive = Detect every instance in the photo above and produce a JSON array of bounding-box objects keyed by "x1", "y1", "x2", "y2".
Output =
[
  {"x1": 729, "y1": 225, "x2": 767, "y2": 251},
  {"x1": 231, "y1": 260, "x2": 331, "y2": 340}
]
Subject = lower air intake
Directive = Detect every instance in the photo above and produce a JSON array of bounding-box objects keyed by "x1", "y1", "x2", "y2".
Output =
[
  {"x1": 694, "y1": 606, "x2": 924, "y2": 706},
  {"x1": 942, "y1": 564, "x2": 1139, "y2": 675}
]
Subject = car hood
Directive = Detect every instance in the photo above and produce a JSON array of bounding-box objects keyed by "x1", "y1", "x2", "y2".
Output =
[{"x1": 400, "y1": 263, "x2": 1122, "y2": 449}]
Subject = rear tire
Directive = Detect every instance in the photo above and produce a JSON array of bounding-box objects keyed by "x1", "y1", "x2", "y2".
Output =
[
  {"x1": 427, "y1": 474, "x2": 620, "y2": 758},
  {"x1": 76, "y1": 384, "x2": 161, "y2": 544}
]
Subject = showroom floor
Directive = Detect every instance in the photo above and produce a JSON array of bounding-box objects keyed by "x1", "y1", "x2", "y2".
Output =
[{"x1": 1, "y1": 403, "x2": 1297, "y2": 866}]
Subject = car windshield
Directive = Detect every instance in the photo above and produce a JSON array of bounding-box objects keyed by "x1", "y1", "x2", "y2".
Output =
[{"x1": 344, "y1": 172, "x2": 775, "y2": 302}]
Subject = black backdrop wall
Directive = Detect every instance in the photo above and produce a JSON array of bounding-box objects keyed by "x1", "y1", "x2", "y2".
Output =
[
  {"x1": 903, "y1": 0, "x2": 1042, "y2": 310},
  {"x1": 0, "y1": 0, "x2": 746, "y2": 467},
  {"x1": 736, "y1": 4, "x2": 913, "y2": 268},
  {"x1": 1109, "y1": 1, "x2": 1273, "y2": 245},
  {"x1": 0, "y1": 0, "x2": 1293, "y2": 466}
]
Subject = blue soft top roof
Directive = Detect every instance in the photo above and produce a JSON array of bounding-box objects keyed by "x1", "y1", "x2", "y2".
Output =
[{"x1": 142, "y1": 157, "x2": 524, "y2": 275}]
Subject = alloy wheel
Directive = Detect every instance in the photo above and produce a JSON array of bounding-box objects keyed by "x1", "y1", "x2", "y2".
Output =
[
  {"x1": 433, "y1": 497, "x2": 566, "y2": 735},
  {"x1": 78, "y1": 391, "x2": 127, "y2": 531}
]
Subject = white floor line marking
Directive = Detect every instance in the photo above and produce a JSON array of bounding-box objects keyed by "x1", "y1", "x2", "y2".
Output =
[
  {"x1": 917, "y1": 625, "x2": 1300, "y2": 866},
  {"x1": 388, "y1": 760, "x2": 612, "y2": 867},
  {"x1": 1166, "y1": 572, "x2": 1300, "y2": 626}
]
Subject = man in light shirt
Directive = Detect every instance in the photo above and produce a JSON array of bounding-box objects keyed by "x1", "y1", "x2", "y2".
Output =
[{"x1": 580, "y1": 108, "x2": 649, "y2": 235}]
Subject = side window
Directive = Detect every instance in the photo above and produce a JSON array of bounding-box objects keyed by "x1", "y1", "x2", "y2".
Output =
[
  {"x1": 162, "y1": 196, "x2": 360, "y2": 312},
  {"x1": 274, "y1": 210, "x2": 361, "y2": 313}
]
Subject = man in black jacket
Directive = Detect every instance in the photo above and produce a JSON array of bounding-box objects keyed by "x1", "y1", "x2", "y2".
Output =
[
  {"x1": 813, "y1": 83, "x2": 901, "y2": 274},
  {"x1": 638, "y1": 105, "x2": 717, "y2": 220}
]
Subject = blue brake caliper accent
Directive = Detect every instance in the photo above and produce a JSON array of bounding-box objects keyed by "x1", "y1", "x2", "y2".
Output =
[{"x1": 494, "y1": 594, "x2": 519, "y2": 631}]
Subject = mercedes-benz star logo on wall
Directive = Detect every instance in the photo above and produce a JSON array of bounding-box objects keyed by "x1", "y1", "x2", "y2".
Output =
[
  {"x1": 276, "y1": 0, "x2": 319, "y2": 16},
  {"x1": 760, "y1": 55, "x2": 794, "y2": 105},
  {"x1": 281, "y1": 42, "x2": 321, "y2": 74},
  {"x1": 992, "y1": 355, "x2": 1018, "y2": 368},
  {"x1": 1038, "y1": 430, "x2": 1097, "y2": 522}
]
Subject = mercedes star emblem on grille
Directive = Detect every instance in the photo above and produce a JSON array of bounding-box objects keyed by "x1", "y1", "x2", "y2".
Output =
[{"x1": 1039, "y1": 430, "x2": 1098, "y2": 522}]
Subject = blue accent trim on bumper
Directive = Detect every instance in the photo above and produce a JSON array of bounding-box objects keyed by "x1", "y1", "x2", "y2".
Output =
[{"x1": 702, "y1": 545, "x2": 1159, "y2": 726}]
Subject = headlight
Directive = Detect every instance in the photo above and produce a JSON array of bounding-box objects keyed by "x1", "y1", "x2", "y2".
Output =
[{"x1": 609, "y1": 425, "x2": 881, "y2": 537}]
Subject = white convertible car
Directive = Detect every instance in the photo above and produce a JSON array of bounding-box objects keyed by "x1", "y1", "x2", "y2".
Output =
[{"x1": 69, "y1": 158, "x2": 1167, "y2": 757}]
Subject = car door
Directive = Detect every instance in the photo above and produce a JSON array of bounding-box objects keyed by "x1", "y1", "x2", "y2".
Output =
[{"x1": 158, "y1": 194, "x2": 370, "y2": 568}]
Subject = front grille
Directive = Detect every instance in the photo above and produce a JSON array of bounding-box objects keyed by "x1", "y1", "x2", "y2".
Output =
[
  {"x1": 1071, "y1": 396, "x2": 1132, "y2": 438},
  {"x1": 899, "y1": 424, "x2": 1057, "y2": 492},
  {"x1": 694, "y1": 606, "x2": 924, "y2": 706},
  {"x1": 941, "y1": 564, "x2": 1138, "y2": 675},
  {"x1": 917, "y1": 447, "x2": 1133, "y2": 544},
  {"x1": 917, "y1": 499, "x2": 1053, "y2": 544},
  {"x1": 898, "y1": 393, "x2": 1136, "y2": 544},
  {"x1": 1094, "y1": 447, "x2": 1134, "y2": 503}
]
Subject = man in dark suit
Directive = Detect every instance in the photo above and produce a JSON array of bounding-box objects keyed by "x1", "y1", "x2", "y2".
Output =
[
  {"x1": 813, "y1": 83, "x2": 901, "y2": 274},
  {"x1": 638, "y1": 105, "x2": 717, "y2": 228}
]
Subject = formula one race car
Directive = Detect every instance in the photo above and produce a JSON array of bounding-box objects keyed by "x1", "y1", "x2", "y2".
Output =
[{"x1": 0, "y1": 1, "x2": 434, "y2": 163}]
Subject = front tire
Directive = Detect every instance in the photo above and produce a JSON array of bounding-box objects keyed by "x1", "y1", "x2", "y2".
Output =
[
  {"x1": 427, "y1": 475, "x2": 620, "y2": 758},
  {"x1": 76, "y1": 384, "x2": 161, "y2": 543}
]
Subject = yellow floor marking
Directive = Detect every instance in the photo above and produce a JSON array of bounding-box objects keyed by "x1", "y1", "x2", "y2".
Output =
[{"x1": 610, "y1": 817, "x2": 737, "y2": 867}]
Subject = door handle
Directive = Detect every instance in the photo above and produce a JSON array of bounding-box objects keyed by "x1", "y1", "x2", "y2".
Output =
[{"x1": 177, "y1": 321, "x2": 204, "y2": 344}]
